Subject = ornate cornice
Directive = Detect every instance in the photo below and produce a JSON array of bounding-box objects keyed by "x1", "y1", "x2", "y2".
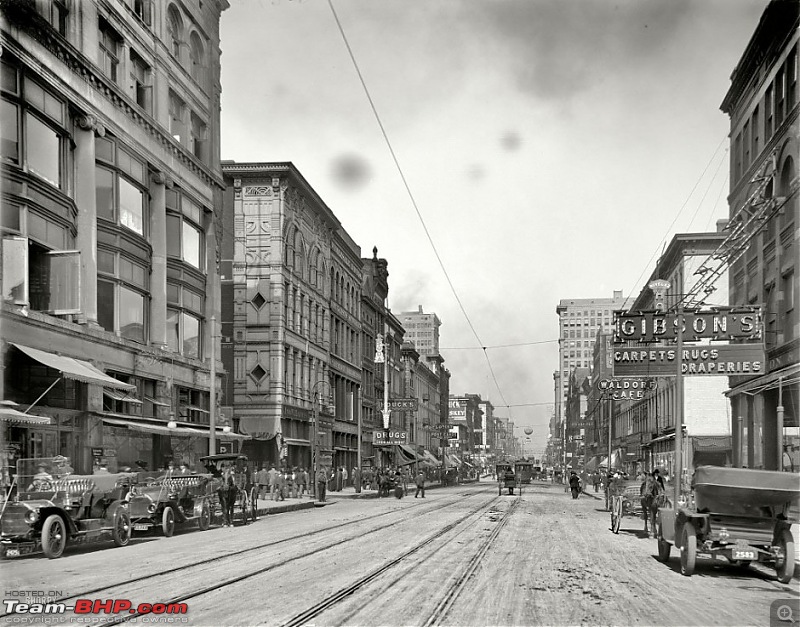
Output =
[{"x1": 0, "y1": 30, "x2": 225, "y2": 191}]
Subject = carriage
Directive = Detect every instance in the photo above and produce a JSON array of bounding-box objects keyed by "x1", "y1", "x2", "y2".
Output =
[
  {"x1": 607, "y1": 476, "x2": 650, "y2": 534},
  {"x1": 655, "y1": 466, "x2": 798, "y2": 583},
  {"x1": 1, "y1": 457, "x2": 134, "y2": 559},
  {"x1": 496, "y1": 463, "x2": 521, "y2": 496},
  {"x1": 200, "y1": 454, "x2": 257, "y2": 526},
  {"x1": 128, "y1": 471, "x2": 214, "y2": 536}
]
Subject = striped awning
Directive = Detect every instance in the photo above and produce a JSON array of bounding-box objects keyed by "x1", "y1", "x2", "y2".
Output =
[
  {"x1": 0, "y1": 407, "x2": 51, "y2": 425},
  {"x1": 11, "y1": 343, "x2": 134, "y2": 390}
]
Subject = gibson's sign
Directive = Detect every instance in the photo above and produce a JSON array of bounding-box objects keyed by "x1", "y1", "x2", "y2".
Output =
[
  {"x1": 612, "y1": 344, "x2": 765, "y2": 377},
  {"x1": 613, "y1": 307, "x2": 761, "y2": 343}
]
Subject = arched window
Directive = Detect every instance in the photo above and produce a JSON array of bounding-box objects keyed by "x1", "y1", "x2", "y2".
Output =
[
  {"x1": 779, "y1": 155, "x2": 796, "y2": 229},
  {"x1": 189, "y1": 32, "x2": 205, "y2": 86},
  {"x1": 167, "y1": 6, "x2": 184, "y2": 61},
  {"x1": 293, "y1": 229, "x2": 304, "y2": 279}
]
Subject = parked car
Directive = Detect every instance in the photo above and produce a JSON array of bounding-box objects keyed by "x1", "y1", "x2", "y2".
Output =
[
  {"x1": 0, "y1": 457, "x2": 134, "y2": 559},
  {"x1": 128, "y1": 471, "x2": 214, "y2": 536}
]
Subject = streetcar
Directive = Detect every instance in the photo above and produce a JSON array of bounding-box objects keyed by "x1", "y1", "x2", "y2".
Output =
[{"x1": 514, "y1": 461, "x2": 535, "y2": 484}]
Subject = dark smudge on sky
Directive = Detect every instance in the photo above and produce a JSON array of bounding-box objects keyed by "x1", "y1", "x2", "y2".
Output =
[{"x1": 330, "y1": 153, "x2": 372, "y2": 191}]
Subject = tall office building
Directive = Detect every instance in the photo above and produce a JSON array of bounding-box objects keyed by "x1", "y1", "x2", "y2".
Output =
[{"x1": 400, "y1": 306, "x2": 441, "y2": 357}]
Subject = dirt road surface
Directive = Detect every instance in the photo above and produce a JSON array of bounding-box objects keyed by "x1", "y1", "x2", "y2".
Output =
[{"x1": 2, "y1": 481, "x2": 796, "y2": 626}]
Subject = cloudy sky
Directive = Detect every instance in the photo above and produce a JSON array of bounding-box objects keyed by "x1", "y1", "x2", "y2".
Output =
[{"x1": 220, "y1": 0, "x2": 767, "y2": 455}]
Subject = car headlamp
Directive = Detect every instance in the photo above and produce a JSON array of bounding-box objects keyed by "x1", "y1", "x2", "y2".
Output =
[
  {"x1": 147, "y1": 503, "x2": 157, "y2": 514},
  {"x1": 24, "y1": 510, "x2": 39, "y2": 524}
]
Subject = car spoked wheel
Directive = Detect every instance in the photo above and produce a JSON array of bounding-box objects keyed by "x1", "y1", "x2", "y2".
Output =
[
  {"x1": 198, "y1": 501, "x2": 210, "y2": 531},
  {"x1": 113, "y1": 511, "x2": 131, "y2": 547},
  {"x1": 680, "y1": 525, "x2": 696, "y2": 576},
  {"x1": 656, "y1": 520, "x2": 671, "y2": 562},
  {"x1": 42, "y1": 514, "x2": 67, "y2": 559},
  {"x1": 775, "y1": 529, "x2": 795, "y2": 584},
  {"x1": 162, "y1": 506, "x2": 175, "y2": 537}
]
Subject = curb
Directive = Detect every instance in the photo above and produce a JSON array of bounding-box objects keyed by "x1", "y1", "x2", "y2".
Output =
[{"x1": 255, "y1": 501, "x2": 316, "y2": 516}]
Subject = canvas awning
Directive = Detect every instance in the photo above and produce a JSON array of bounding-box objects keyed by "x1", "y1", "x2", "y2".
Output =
[
  {"x1": 585, "y1": 456, "x2": 600, "y2": 471},
  {"x1": 0, "y1": 407, "x2": 51, "y2": 425},
  {"x1": 102, "y1": 417, "x2": 249, "y2": 440},
  {"x1": 282, "y1": 437, "x2": 310, "y2": 447},
  {"x1": 725, "y1": 363, "x2": 800, "y2": 397},
  {"x1": 692, "y1": 435, "x2": 732, "y2": 452},
  {"x1": 11, "y1": 343, "x2": 135, "y2": 390},
  {"x1": 103, "y1": 389, "x2": 143, "y2": 404},
  {"x1": 423, "y1": 450, "x2": 440, "y2": 465},
  {"x1": 238, "y1": 415, "x2": 280, "y2": 440}
]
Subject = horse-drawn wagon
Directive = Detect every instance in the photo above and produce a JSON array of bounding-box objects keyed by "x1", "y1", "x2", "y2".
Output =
[
  {"x1": 496, "y1": 463, "x2": 520, "y2": 496},
  {"x1": 656, "y1": 466, "x2": 798, "y2": 583},
  {"x1": 200, "y1": 454, "x2": 257, "y2": 526},
  {"x1": 608, "y1": 475, "x2": 669, "y2": 535}
]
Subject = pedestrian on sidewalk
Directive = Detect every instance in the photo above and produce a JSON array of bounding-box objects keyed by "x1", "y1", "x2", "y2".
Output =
[
  {"x1": 296, "y1": 467, "x2": 308, "y2": 497},
  {"x1": 276, "y1": 468, "x2": 286, "y2": 501},
  {"x1": 255, "y1": 464, "x2": 269, "y2": 500},
  {"x1": 267, "y1": 464, "x2": 279, "y2": 501},
  {"x1": 315, "y1": 467, "x2": 328, "y2": 502},
  {"x1": 414, "y1": 470, "x2": 426, "y2": 498},
  {"x1": 335, "y1": 466, "x2": 343, "y2": 492},
  {"x1": 342, "y1": 466, "x2": 349, "y2": 488}
]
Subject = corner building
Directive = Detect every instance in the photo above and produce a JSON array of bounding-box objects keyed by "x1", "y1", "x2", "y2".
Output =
[
  {"x1": 220, "y1": 162, "x2": 364, "y2": 473},
  {"x1": 1, "y1": 0, "x2": 231, "y2": 477},
  {"x1": 720, "y1": 0, "x2": 799, "y2": 470}
]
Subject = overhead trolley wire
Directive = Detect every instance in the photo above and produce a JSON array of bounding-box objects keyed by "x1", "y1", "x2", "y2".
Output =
[{"x1": 326, "y1": 0, "x2": 514, "y2": 411}]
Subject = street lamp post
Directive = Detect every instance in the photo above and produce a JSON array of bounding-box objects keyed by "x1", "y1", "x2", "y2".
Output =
[{"x1": 311, "y1": 379, "x2": 333, "y2": 500}]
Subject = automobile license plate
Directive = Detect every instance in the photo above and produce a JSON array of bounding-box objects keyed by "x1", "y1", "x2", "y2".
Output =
[
  {"x1": 6, "y1": 549, "x2": 19, "y2": 557},
  {"x1": 134, "y1": 524, "x2": 151, "y2": 531},
  {"x1": 732, "y1": 550, "x2": 756, "y2": 560}
]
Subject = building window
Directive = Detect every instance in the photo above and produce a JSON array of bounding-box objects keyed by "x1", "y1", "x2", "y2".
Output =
[
  {"x1": 167, "y1": 281, "x2": 204, "y2": 358},
  {"x1": 788, "y1": 47, "x2": 798, "y2": 108},
  {"x1": 43, "y1": 0, "x2": 68, "y2": 36},
  {"x1": 751, "y1": 106, "x2": 759, "y2": 160},
  {"x1": 743, "y1": 121, "x2": 750, "y2": 168},
  {"x1": 168, "y1": 90, "x2": 185, "y2": 143},
  {"x1": 97, "y1": 250, "x2": 148, "y2": 343},
  {"x1": 130, "y1": 0, "x2": 152, "y2": 26},
  {"x1": 129, "y1": 49, "x2": 152, "y2": 113},
  {"x1": 95, "y1": 136, "x2": 147, "y2": 237},
  {"x1": 98, "y1": 17, "x2": 121, "y2": 83},
  {"x1": 167, "y1": 5, "x2": 184, "y2": 61},
  {"x1": 3, "y1": 236, "x2": 80, "y2": 314},
  {"x1": 189, "y1": 32, "x2": 205, "y2": 86},
  {"x1": 189, "y1": 112, "x2": 206, "y2": 161},
  {"x1": 784, "y1": 271, "x2": 796, "y2": 342},
  {"x1": 765, "y1": 85, "x2": 773, "y2": 141},
  {"x1": 775, "y1": 68, "x2": 786, "y2": 127},
  {"x1": 175, "y1": 386, "x2": 209, "y2": 424},
  {"x1": 1, "y1": 64, "x2": 66, "y2": 189},
  {"x1": 165, "y1": 189, "x2": 204, "y2": 270}
]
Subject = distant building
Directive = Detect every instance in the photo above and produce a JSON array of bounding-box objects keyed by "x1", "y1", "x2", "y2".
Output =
[{"x1": 720, "y1": 0, "x2": 799, "y2": 470}]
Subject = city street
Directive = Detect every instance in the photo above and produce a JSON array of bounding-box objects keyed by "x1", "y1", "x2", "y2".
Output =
[{"x1": 2, "y1": 481, "x2": 795, "y2": 627}]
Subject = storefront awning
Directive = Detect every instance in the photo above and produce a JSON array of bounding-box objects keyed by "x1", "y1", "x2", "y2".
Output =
[
  {"x1": 102, "y1": 417, "x2": 249, "y2": 440},
  {"x1": 238, "y1": 415, "x2": 281, "y2": 440},
  {"x1": 0, "y1": 407, "x2": 51, "y2": 425},
  {"x1": 585, "y1": 456, "x2": 600, "y2": 471},
  {"x1": 11, "y1": 343, "x2": 135, "y2": 390},
  {"x1": 395, "y1": 444, "x2": 418, "y2": 465},
  {"x1": 725, "y1": 363, "x2": 800, "y2": 397},
  {"x1": 692, "y1": 435, "x2": 732, "y2": 452},
  {"x1": 423, "y1": 450, "x2": 440, "y2": 465},
  {"x1": 449, "y1": 454, "x2": 463, "y2": 466},
  {"x1": 103, "y1": 389, "x2": 142, "y2": 404},
  {"x1": 283, "y1": 437, "x2": 310, "y2": 447}
]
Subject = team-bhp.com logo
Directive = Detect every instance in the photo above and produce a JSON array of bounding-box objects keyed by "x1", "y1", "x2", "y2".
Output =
[{"x1": 3, "y1": 598, "x2": 188, "y2": 618}]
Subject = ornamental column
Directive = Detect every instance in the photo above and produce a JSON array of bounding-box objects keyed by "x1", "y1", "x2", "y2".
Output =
[
  {"x1": 74, "y1": 114, "x2": 104, "y2": 327},
  {"x1": 149, "y1": 172, "x2": 170, "y2": 348}
]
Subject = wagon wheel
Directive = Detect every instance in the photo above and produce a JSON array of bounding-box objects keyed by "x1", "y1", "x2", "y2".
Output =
[
  {"x1": 113, "y1": 510, "x2": 131, "y2": 547},
  {"x1": 775, "y1": 529, "x2": 795, "y2": 584},
  {"x1": 41, "y1": 514, "x2": 67, "y2": 559},
  {"x1": 611, "y1": 496, "x2": 622, "y2": 534},
  {"x1": 680, "y1": 525, "x2": 697, "y2": 576},
  {"x1": 240, "y1": 489, "x2": 250, "y2": 525},
  {"x1": 198, "y1": 500, "x2": 210, "y2": 531}
]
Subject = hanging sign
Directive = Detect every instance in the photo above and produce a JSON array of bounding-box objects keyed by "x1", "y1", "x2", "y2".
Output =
[
  {"x1": 613, "y1": 307, "x2": 761, "y2": 344},
  {"x1": 374, "y1": 430, "x2": 408, "y2": 446},
  {"x1": 612, "y1": 344, "x2": 765, "y2": 377}
]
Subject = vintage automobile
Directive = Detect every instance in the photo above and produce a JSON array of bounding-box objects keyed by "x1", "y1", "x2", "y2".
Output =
[
  {"x1": 656, "y1": 466, "x2": 799, "y2": 583},
  {"x1": 0, "y1": 457, "x2": 134, "y2": 559},
  {"x1": 128, "y1": 471, "x2": 214, "y2": 536}
]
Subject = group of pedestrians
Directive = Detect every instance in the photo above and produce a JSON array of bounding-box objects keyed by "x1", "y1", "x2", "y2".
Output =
[{"x1": 254, "y1": 464, "x2": 310, "y2": 501}]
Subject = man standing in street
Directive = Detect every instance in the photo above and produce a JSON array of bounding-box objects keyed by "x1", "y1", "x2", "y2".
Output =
[
  {"x1": 316, "y1": 466, "x2": 328, "y2": 502},
  {"x1": 267, "y1": 464, "x2": 280, "y2": 501},
  {"x1": 414, "y1": 470, "x2": 426, "y2": 498}
]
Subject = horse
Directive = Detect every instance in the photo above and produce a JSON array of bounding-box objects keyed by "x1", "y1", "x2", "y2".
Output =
[
  {"x1": 217, "y1": 467, "x2": 238, "y2": 527},
  {"x1": 640, "y1": 476, "x2": 669, "y2": 537}
]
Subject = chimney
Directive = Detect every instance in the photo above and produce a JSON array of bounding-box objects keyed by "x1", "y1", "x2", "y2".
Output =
[
  {"x1": 613, "y1": 290, "x2": 622, "y2": 300},
  {"x1": 716, "y1": 219, "x2": 729, "y2": 233},
  {"x1": 418, "y1": 305, "x2": 423, "y2": 313}
]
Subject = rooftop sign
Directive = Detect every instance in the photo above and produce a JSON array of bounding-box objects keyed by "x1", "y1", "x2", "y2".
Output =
[{"x1": 613, "y1": 307, "x2": 761, "y2": 344}]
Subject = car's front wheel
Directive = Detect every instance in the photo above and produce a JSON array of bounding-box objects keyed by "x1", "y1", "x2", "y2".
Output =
[
  {"x1": 113, "y1": 511, "x2": 131, "y2": 547},
  {"x1": 41, "y1": 514, "x2": 67, "y2": 559},
  {"x1": 162, "y1": 506, "x2": 175, "y2": 537}
]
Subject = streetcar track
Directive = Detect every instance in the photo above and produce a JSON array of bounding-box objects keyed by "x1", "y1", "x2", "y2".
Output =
[
  {"x1": 280, "y1": 493, "x2": 514, "y2": 627},
  {"x1": 0, "y1": 488, "x2": 484, "y2": 621}
]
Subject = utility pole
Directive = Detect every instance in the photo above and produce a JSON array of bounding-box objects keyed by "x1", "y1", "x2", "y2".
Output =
[
  {"x1": 209, "y1": 315, "x2": 216, "y2": 456},
  {"x1": 674, "y1": 302, "x2": 684, "y2": 507}
]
